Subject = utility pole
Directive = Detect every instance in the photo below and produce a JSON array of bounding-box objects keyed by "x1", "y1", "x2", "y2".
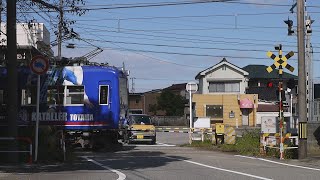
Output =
[
  {"x1": 0, "y1": 0, "x2": 2, "y2": 28},
  {"x1": 305, "y1": 8, "x2": 314, "y2": 122},
  {"x1": 297, "y1": 0, "x2": 307, "y2": 159},
  {"x1": 57, "y1": 0, "x2": 63, "y2": 63},
  {"x1": 130, "y1": 77, "x2": 135, "y2": 93},
  {"x1": 6, "y1": 0, "x2": 18, "y2": 161}
]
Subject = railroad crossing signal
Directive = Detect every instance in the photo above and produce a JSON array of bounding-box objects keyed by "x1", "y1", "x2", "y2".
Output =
[
  {"x1": 265, "y1": 44, "x2": 295, "y2": 160},
  {"x1": 266, "y1": 48, "x2": 294, "y2": 74}
]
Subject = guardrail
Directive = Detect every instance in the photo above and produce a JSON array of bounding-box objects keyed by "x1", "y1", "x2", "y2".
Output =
[{"x1": 0, "y1": 137, "x2": 33, "y2": 164}]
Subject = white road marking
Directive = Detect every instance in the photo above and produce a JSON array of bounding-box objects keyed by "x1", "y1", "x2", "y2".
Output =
[
  {"x1": 125, "y1": 142, "x2": 175, "y2": 147},
  {"x1": 235, "y1": 155, "x2": 320, "y2": 172},
  {"x1": 234, "y1": 155, "x2": 258, "y2": 160},
  {"x1": 82, "y1": 156, "x2": 126, "y2": 180},
  {"x1": 166, "y1": 157, "x2": 272, "y2": 180}
]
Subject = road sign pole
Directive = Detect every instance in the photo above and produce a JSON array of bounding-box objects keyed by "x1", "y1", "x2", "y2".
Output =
[
  {"x1": 35, "y1": 74, "x2": 40, "y2": 162},
  {"x1": 189, "y1": 89, "x2": 192, "y2": 145},
  {"x1": 186, "y1": 82, "x2": 198, "y2": 145}
]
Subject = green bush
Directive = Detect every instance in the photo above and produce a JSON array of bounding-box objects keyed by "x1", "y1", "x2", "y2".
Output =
[
  {"x1": 219, "y1": 144, "x2": 237, "y2": 152},
  {"x1": 235, "y1": 129, "x2": 260, "y2": 156}
]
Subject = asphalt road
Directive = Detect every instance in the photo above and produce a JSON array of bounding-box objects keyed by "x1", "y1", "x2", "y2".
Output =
[{"x1": 2, "y1": 132, "x2": 320, "y2": 180}]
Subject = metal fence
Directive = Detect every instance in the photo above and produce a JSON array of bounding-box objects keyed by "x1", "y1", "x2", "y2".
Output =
[
  {"x1": 152, "y1": 116, "x2": 188, "y2": 126},
  {"x1": 0, "y1": 137, "x2": 33, "y2": 164}
]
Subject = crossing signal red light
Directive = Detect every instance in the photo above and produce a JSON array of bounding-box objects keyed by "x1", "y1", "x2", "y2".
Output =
[{"x1": 267, "y1": 82, "x2": 273, "y2": 88}]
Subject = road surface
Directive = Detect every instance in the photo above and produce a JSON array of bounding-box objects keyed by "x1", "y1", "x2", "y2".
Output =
[{"x1": 1, "y1": 132, "x2": 320, "y2": 180}]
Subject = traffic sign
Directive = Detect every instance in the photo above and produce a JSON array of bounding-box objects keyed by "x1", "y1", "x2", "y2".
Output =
[
  {"x1": 30, "y1": 55, "x2": 49, "y2": 75},
  {"x1": 186, "y1": 82, "x2": 198, "y2": 93}
]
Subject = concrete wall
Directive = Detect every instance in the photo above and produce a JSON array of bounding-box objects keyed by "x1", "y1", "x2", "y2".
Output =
[
  {"x1": 152, "y1": 116, "x2": 187, "y2": 126},
  {"x1": 307, "y1": 122, "x2": 320, "y2": 155},
  {"x1": 193, "y1": 94, "x2": 258, "y2": 127}
]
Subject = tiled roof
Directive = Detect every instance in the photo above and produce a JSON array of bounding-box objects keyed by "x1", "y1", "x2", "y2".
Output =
[
  {"x1": 163, "y1": 83, "x2": 187, "y2": 91},
  {"x1": 195, "y1": 58, "x2": 248, "y2": 79},
  {"x1": 242, "y1": 65, "x2": 297, "y2": 79}
]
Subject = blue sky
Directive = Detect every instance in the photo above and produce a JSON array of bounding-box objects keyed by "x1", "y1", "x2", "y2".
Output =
[{"x1": 11, "y1": 0, "x2": 320, "y2": 92}]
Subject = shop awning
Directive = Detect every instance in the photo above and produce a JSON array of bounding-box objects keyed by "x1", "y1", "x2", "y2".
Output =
[{"x1": 240, "y1": 98, "x2": 254, "y2": 109}]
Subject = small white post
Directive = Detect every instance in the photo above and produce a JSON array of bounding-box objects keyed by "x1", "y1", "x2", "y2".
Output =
[{"x1": 236, "y1": 118, "x2": 238, "y2": 129}]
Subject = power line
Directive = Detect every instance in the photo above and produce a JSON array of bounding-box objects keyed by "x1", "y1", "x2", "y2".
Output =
[
  {"x1": 78, "y1": 0, "x2": 237, "y2": 11},
  {"x1": 74, "y1": 44, "x2": 295, "y2": 61},
  {"x1": 82, "y1": 38, "x2": 270, "y2": 53},
  {"x1": 78, "y1": 28, "x2": 205, "y2": 68},
  {"x1": 74, "y1": 11, "x2": 290, "y2": 22},
  {"x1": 74, "y1": 25, "x2": 297, "y2": 45}
]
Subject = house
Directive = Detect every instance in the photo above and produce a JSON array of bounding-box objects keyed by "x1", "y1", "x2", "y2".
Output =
[
  {"x1": 243, "y1": 64, "x2": 298, "y2": 102},
  {"x1": 193, "y1": 58, "x2": 258, "y2": 127},
  {"x1": 128, "y1": 93, "x2": 144, "y2": 114},
  {"x1": 242, "y1": 64, "x2": 298, "y2": 127},
  {"x1": 314, "y1": 83, "x2": 320, "y2": 121},
  {"x1": 128, "y1": 83, "x2": 188, "y2": 116},
  {"x1": 193, "y1": 58, "x2": 301, "y2": 128}
]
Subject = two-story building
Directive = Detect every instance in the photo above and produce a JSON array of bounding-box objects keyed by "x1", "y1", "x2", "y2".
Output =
[
  {"x1": 193, "y1": 58, "x2": 258, "y2": 127},
  {"x1": 193, "y1": 58, "x2": 299, "y2": 128}
]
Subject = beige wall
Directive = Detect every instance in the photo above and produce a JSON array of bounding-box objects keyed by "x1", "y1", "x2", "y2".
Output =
[{"x1": 193, "y1": 94, "x2": 258, "y2": 127}]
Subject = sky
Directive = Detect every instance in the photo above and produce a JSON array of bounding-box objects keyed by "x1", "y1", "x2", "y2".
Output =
[{"x1": 3, "y1": 0, "x2": 320, "y2": 92}]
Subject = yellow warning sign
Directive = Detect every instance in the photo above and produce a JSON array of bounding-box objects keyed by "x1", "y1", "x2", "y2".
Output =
[{"x1": 216, "y1": 123, "x2": 224, "y2": 135}]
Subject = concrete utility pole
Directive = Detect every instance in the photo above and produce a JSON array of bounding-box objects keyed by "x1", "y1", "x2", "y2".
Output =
[
  {"x1": 0, "y1": 0, "x2": 2, "y2": 27},
  {"x1": 6, "y1": 0, "x2": 18, "y2": 161},
  {"x1": 57, "y1": 0, "x2": 63, "y2": 63},
  {"x1": 297, "y1": 0, "x2": 307, "y2": 159},
  {"x1": 305, "y1": 15, "x2": 314, "y2": 122}
]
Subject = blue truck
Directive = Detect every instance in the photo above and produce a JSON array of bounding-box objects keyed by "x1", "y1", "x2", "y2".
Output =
[{"x1": 0, "y1": 61, "x2": 129, "y2": 148}]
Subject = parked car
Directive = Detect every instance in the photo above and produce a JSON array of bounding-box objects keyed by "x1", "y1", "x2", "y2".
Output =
[{"x1": 127, "y1": 114, "x2": 156, "y2": 144}]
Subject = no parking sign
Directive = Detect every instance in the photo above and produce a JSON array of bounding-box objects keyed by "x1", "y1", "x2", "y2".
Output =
[
  {"x1": 29, "y1": 55, "x2": 49, "y2": 162},
  {"x1": 30, "y1": 55, "x2": 49, "y2": 75}
]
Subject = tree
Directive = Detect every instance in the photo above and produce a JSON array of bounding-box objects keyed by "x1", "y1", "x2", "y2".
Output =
[
  {"x1": 148, "y1": 104, "x2": 158, "y2": 116},
  {"x1": 157, "y1": 90, "x2": 185, "y2": 116}
]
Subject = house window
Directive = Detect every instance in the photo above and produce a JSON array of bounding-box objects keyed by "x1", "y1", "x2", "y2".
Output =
[
  {"x1": 47, "y1": 86, "x2": 64, "y2": 105},
  {"x1": 209, "y1": 82, "x2": 240, "y2": 92},
  {"x1": 206, "y1": 105, "x2": 223, "y2": 118},
  {"x1": 99, "y1": 85, "x2": 109, "y2": 105},
  {"x1": 66, "y1": 86, "x2": 84, "y2": 105},
  {"x1": 222, "y1": 66, "x2": 226, "y2": 70},
  {"x1": 21, "y1": 87, "x2": 37, "y2": 105}
]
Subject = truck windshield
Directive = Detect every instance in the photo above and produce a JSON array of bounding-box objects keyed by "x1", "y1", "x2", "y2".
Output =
[{"x1": 130, "y1": 115, "x2": 151, "y2": 125}]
